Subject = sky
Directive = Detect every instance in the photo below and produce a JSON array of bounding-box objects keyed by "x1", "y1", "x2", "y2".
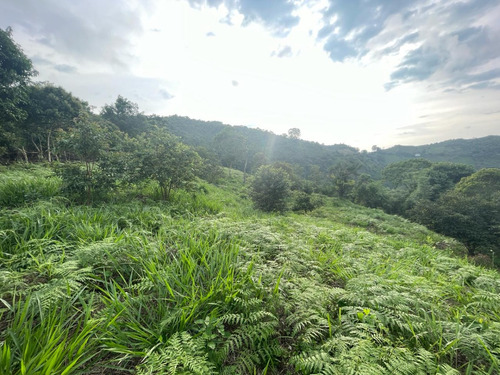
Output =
[{"x1": 1, "y1": 0, "x2": 499, "y2": 150}]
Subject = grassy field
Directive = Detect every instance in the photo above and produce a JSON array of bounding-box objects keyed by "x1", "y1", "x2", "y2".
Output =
[{"x1": 0, "y1": 166, "x2": 499, "y2": 374}]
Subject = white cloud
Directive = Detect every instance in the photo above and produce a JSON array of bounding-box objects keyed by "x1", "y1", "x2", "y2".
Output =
[{"x1": 1, "y1": 0, "x2": 499, "y2": 150}]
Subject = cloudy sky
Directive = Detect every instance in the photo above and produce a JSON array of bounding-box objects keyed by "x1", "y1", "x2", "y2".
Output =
[{"x1": 1, "y1": 0, "x2": 499, "y2": 150}]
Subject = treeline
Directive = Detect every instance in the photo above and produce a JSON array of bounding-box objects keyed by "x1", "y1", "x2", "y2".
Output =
[
  {"x1": 1, "y1": 27, "x2": 498, "y2": 264},
  {"x1": 351, "y1": 160, "x2": 500, "y2": 264}
]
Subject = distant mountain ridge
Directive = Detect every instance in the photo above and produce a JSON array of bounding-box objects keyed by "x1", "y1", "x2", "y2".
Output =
[
  {"x1": 374, "y1": 135, "x2": 500, "y2": 170},
  {"x1": 154, "y1": 115, "x2": 500, "y2": 173}
]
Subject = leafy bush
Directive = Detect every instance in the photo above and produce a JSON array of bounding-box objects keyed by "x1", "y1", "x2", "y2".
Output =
[{"x1": 250, "y1": 165, "x2": 291, "y2": 212}]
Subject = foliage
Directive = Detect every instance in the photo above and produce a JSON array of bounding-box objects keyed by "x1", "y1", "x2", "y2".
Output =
[
  {"x1": 20, "y1": 83, "x2": 88, "y2": 162},
  {"x1": 0, "y1": 164, "x2": 61, "y2": 206},
  {"x1": 56, "y1": 113, "x2": 111, "y2": 203},
  {"x1": 134, "y1": 127, "x2": 201, "y2": 200},
  {"x1": 288, "y1": 128, "x2": 301, "y2": 139},
  {"x1": 0, "y1": 27, "x2": 37, "y2": 124},
  {"x1": 329, "y1": 159, "x2": 361, "y2": 198},
  {"x1": 213, "y1": 128, "x2": 248, "y2": 172},
  {"x1": 250, "y1": 165, "x2": 291, "y2": 212},
  {"x1": 100, "y1": 95, "x2": 150, "y2": 136},
  {"x1": 1, "y1": 165, "x2": 500, "y2": 374},
  {"x1": 353, "y1": 174, "x2": 389, "y2": 209},
  {"x1": 374, "y1": 135, "x2": 500, "y2": 170},
  {"x1": 409, "y1": 168, "x2": 500, "y2": 261},
  {"x1": 292, "y1": 191, "x2": 318, "y2": 212}
]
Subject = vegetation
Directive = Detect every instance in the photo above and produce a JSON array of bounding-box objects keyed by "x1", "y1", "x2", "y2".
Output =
[
  {"x1": 1, "y1": 166, "x2": 500, "y2": 374},
  {"x1": 250, "y1": 165, "x2": 291, "y2": 212},
  {"x1": 1, "y1": 27, "x2": 500, "y2": 374}
]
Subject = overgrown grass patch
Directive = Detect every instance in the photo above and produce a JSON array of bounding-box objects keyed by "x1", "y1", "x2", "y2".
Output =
[
  {"x1": 0, "y1": 165, "x2": 499, "y2": 374},
  {"x1": 0, "y1": 164, "x2": 61, "y2": 207}
]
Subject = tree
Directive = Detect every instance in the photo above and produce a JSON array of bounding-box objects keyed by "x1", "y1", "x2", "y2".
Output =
[
  {"x1": 329, "y1": 159, "x2": 361, "y2": 198},
  {"x1": 0, "y1": 27, "x2": 37, "y2": 124},
  {"x1": 382, "y1": 159, "x2": 432, "y2": 191},
  {"x1": 21, "y1": 83, "x2": 87, "y2": 162},
  {"x1": 353, "y1": 174, "x2": 389, "y2": 209},
  {"x1": 101, "y1": 96, "x2": 150, "y2": 137},
  {"x1": 56, "y1": 113, "x2": 110, "y2": 203},
  {"x1": 135, "y1": 127, "x2": 201, "y2": 200},
  {"x1": 414, "y1": 162, "x2": 474, "y2": 201},
  {"x1": 250, "y1": 165, "x2": 291, "y2": 212},
  {"x1": 409, "y1": 168, "x2": 500, "y2": 259},
  {"x1": 292, "y1": 191, "x2": 315, "y2": 212},
  {"x1": 454, "y1": 168, "x2": 500, "y2": 200},
  {"x1": 287, "y1": 128, "x2": 301, "y2": 139}
]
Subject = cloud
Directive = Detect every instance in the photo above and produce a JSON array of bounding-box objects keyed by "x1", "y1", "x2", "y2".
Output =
[
  {"x1": 187, "y1": 0, "x2": 299, "y2": 35},
  {"x1": 272, "y1": 45, "x2": 293, "y2": 58},
  {"x1": 0, "y1": 0, "x2": 151, "y2": 68},
  {"x1": 318, "y1": 0, "x2": 412, "y2": 60},
  {"x1": 386, "y1": 47, "x2": 444, "y2": 89},
  {"x1": 322, "y1": 38, "x2": 357, "y2": 62},
  {"x1": 206, "y1": 31, "x2": 216, "y2": 37},
  {"x1": 54, "y1": 64, "x2": 77, "y2": 73},
  {"x1": 159, "y1": 88, "x2": 174, "y2": 100},
  {"x1": 311, "y1": 0, "x2": 500, "y2": 91}
]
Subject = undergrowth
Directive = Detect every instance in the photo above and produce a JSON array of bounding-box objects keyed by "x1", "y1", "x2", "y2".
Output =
[{"x1": 0, "y1": 166, "x2": 499, "y2": 374}]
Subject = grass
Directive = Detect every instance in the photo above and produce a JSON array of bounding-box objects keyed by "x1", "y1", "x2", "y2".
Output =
[
  {"x1": 0, "y1": 164, "x2": 62, "y2": 207},
  {"x1": 0, "y1": 165, "x2": 499, "y2": 374}
]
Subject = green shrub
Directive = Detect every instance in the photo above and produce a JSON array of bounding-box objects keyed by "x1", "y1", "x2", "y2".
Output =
[{"x1": 250, "y1": 165, "x2": 291, "y2": 212}]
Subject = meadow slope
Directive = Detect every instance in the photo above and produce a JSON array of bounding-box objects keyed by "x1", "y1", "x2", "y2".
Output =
[{"x1": 0, "y1": 166, "x2": 499, "y2": 374}]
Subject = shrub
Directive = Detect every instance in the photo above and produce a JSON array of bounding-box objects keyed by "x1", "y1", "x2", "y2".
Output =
[{"x1": 250, "y1": 165, "x2": 291, "y2": 212}]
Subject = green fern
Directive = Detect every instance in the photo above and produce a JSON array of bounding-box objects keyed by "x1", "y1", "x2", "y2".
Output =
[{"x1": 137, "y1": 332, "x2": 216, "y2": 375}]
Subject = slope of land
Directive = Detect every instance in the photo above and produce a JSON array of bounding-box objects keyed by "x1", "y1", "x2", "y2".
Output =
[
  {"x1": 0, "y1": 166, "x2": 499, "y2": 374},
  {"x1": 373, "y1": 135, "x2": 500, "y2": 170},
  {"x1": 156, "y1": 116, "x2": 500, "y2": 172}
]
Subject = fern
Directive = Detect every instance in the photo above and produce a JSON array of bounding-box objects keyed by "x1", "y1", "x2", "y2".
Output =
[{"x1": 137, "y1": 332, "x2": 216, "y2": 375}]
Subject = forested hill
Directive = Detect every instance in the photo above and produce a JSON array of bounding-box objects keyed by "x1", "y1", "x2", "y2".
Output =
[
  {"x1": 372, "y1": 135, "x2": 500, "y2": 170},
  {"x1": 156, "y1": 115, "x2": 500, "y2": 174},
  {"x1": 153, "y1": 115, "x2": 361, "y2": 175}
]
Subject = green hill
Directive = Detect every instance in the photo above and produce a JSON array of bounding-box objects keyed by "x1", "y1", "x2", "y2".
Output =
[
  {"x1": 151, "y1": 115, "x2": 500, "y2": 176},
  {"x1": 1, "y1": 166, "x2": 499, "y2": 374},
  {"x1": 373, "y1": 135, "x2": 500, "y2": 170}
]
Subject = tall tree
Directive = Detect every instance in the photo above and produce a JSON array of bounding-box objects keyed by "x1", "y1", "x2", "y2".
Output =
[
  {"x1": 22, "y1": 83, "x2": 87, "y2": 162},
  {"x1": 101, "y1": 96, "x2": 149, "y2": 136},
  {"x1": 0, "y1": 27, "x2": 37, "y2": 123},
  {"x1": 329, "y1": 159, "x2": 361, "y2": 198},
  {"x1": 0, "y1": 27, "x2": 37, "y2": 160},
  {"x1": 287, "y1": 128, "x2": 301, "y2": 139}
]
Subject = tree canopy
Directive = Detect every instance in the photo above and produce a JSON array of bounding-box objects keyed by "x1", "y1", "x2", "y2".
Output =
[{"x1": 0, "y1": 27, "x2": 37, "y2": 123}]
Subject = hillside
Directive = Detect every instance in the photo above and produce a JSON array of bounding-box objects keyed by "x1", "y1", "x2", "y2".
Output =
[
  {"x1": 152, "y1": 115, "x2": 366, "y2": 175},
  {"x1": 1, "y1": 166, "x2": 499, "y2": 374},
  {"x1": 373, "y1": 136, "x2": 500, "y2": 170},
  {"x1": 152, "y1": 115, "x2": 500, "y2": 175}
]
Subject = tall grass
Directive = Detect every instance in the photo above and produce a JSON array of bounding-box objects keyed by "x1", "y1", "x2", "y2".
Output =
[
  {"x1": 0, "y1": 165, "x2": 499, "y2": 374},
  {"x1": 0, "y1": 164, "x2": 61, "y2": 207}
]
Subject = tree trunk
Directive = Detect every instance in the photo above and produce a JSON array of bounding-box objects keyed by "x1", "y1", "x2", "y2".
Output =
[
  {"x1": 47, "y1": 130, "x2": 52, "y2": 163},
  {"x1": 32, "y1": 137, "x2": 43, "y2": 160},
  {"x1": 243, "y1": 152, "x2": 249, "y2": 184},
  {"x1": 17, "y1": 147, "x2": 29, "y2": 163}
]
